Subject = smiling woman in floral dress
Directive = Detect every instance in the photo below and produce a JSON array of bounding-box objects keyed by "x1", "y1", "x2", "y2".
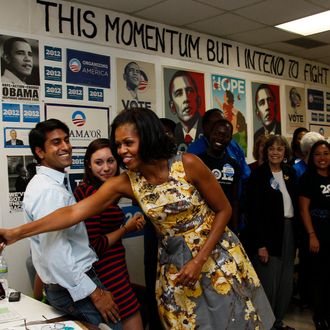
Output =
[{"x1": 0, "y1": 108, "x2": 274, "y2": 330}]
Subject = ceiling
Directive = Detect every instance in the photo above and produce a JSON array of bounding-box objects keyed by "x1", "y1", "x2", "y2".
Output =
[{"x1": 65, "y1": 0, "x2": 330, "y2": 66}]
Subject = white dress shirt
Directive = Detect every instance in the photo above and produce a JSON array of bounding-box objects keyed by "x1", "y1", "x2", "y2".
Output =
[
  {"x1": 23, "y1": 166, "x2": 98, "y2": 302},
  {"x1": 1, "y1": 69, "x2": 26, "y2": 85}
]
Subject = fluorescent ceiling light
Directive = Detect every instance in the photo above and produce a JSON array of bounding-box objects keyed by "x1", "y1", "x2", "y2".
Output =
[{"x1": 276, "y1": 10, "x2": 330, "y2": 36}]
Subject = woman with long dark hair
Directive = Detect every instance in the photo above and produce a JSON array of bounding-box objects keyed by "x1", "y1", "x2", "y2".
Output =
[
  {"x1": 299, "y1": 140, "x2": 330, "y2": 330},
  {"x1": 74, "y1": 138, "x2": 145, "y2": 330}
]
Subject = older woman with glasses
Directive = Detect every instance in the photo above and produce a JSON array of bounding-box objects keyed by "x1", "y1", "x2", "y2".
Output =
[{"x1": 245, "y1": 135, "x2": 298, "y2": 330}]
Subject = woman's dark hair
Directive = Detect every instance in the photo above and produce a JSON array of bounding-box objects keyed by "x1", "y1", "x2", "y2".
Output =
[
  {"x1": 160, "y1": 118, "x2": 176, "y2": 135},
  {"x1": 307, "y1": 140, "x2": 330, "y2": 172},
  {"x1": 83, "y1": 138, "x2": 119, "y2": 186},
  {"x1": 29, "y1": 119, "x2": 70, "y2": 163},
  {"x1": 291, "y1": 127, "x2": 308, "y2": 156},
  {"x1": 225, "y1": 90, "x2": 234, "y2": 104},
  {"x1": 262, "y1": 134, "x2": 292, "y2": 163},
  {"x1": 252, "y1": 134, "x2": 269, "y2": 160},
  {"x1": 110, "y1": 107, "x2": 177, "y2": 168}
]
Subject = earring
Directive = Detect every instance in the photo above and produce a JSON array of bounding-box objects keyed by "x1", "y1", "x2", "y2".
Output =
[{"x1": 283, "y1": 158, "x2": 287, "y2": 163}]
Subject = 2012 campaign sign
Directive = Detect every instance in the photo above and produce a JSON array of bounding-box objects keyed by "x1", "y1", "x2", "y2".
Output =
[
  {"x1": 67, "y1": 85, "x2": 84, "y2": 100},
  {"x1": 45, "y1": 84, "x2": 62, "y2": 98},
  {"x1": 88, "y1": 88, "x2": 104, "y2": 102},
  {"x1": 23, "y1": 104, "x2": 40, "y2": 123},
  {"x1": 2, "y1": 103, "x2": 20, "y2": 122},
  {"x1": 44, "y1": 66, "x2": 62, "y2": 82},
  {"x1": 71, "y1": 155, "x2": 85, "y2": 170},
  {"x1": 44, "y1": 46, "x2": 62, "y2": 62},
  {"x1": 66, "y1": 49, "x2": 110, "y2": 88}
]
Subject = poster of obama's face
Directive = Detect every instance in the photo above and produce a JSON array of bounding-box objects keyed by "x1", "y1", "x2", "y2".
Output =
[
  {"x1": 164, "y1": 68, "x2": 205, "y2": 151},
  {"x1": 0, "y1": 35, "x2": 40, "y2": 102},
  {"x1": 117, "y1": 58, "x2": 156, "y2": 112},
  {"x1": 252, "y1": 82, "x2": 281, "y2": 145}
]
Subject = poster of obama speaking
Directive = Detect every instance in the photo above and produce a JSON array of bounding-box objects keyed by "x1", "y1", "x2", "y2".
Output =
[
  {"x1": 0, "y1": 34, "x2": 40, "y2": 102},
  {"x1": 212, "y1": 75, "x2": 247, "y2": 155},
  {"x1": 116, "y1": 58, "x2": 156, "y2": 113}
]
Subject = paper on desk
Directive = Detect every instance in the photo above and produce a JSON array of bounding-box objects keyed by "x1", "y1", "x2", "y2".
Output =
[
  {"x1": 0, "y1": 305, "x2": 23, "y2": 324},
  {"x1": 1, "y1": 320, "x2": 84, "y2": 330},
  {"x1": 4, "y1": 292, "x2": 64, "y2": 324}
]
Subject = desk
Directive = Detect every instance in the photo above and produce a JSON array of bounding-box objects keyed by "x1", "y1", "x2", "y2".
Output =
[{"x1": 0, "y1": 291, "x2": 99, "y2": 329}]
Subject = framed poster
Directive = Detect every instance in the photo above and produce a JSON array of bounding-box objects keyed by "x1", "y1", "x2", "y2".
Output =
[{"x1": 45, "y1": 103, "x2": 110, "y2": 149}]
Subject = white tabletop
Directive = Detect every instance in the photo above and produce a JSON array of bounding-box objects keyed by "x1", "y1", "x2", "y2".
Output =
[{"x1": 0, "y1": 290, "x2": 64, "y2": 329}]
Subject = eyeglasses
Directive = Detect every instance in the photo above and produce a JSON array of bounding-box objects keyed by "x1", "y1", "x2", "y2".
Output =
[
  {"x1": 24, "y1": 322, "x2": 67, "y2": 330},
  {"x1": 41, "y1": 323, "x2": 66, "y2": 330}
]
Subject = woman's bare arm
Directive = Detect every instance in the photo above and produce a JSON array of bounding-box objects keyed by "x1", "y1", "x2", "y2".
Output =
[
  {"x1": 299, "y1": 195, "x2": 319, "y2": 253},
  {"x1": 0, "y1": 173, "x2": 134, "y2": 244}
]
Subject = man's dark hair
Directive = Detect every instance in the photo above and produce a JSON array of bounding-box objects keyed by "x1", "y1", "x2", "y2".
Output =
[
  {"x1": 124, "y1": 61, "x2": 139, "y2": 75},
  {"x1": 168, "y1": 70, "x2": 198, "y2": 101},
  {"x1": 255, "y1": 84, "x2": 276, "y2": 112},
  {"x1": 29, "y1": 119, "x2": 70, "y2": 163},
  {"x1": 201, "y1": 108, "x2": 224, "y2": 130},
  {"x1": 211, "y1": 118, "x2": 233, "y2": 136},
  {"x1": 3, "y1": 37, "x2": 29, "y2": 56},
  {"x1": 110, "y1": 108, "x2": 177, "y2": 168}
]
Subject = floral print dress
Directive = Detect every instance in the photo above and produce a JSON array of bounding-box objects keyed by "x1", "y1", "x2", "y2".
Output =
[{"x1": 127, "y1": 153, "x2": 274, "y2": 330}]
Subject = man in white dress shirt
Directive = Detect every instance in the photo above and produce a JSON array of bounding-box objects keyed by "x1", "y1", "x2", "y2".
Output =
[{"x1": 24, "y1": 119, "x2": 122, "y2": 328}]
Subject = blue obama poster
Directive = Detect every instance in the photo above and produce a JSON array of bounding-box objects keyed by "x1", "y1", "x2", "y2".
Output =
[{"x1": 66, "y1": 49, "x2": 110, "y2": 88}]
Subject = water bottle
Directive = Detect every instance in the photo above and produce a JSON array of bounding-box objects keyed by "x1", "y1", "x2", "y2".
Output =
[{"x1": 0, "y1": 253, "x2": 8, "y2": 298}]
